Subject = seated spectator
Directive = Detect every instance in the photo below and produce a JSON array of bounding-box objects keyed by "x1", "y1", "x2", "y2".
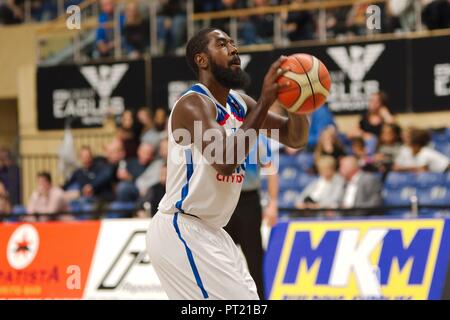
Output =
[
  {"x1": 0, "y1": 181, "x2": 11, "y2": 214},
  {"x1": 283, "y1": 0, "x2": 315, "y2": 41},
  {"x1": 339, "y1": 156, "x2": 382, "y2": 215},
  {"x1": 393, "y1": 128, "x2": 450, "y2": 173},
  {"x1": 63, "y1": 146, "x2": 106, "y2": 202},
  {"x1": 346, "y1": 1, "x2": 371, "y2": 36},
  {"x1": 157, "y1": 0, "x2": 187, "y2": 54},
  {"x1": 422, "y1": 0, "x2": 450, "y2": 30},
  {"x1": 240, "y1": 0, "x2": 275, "y2": 44},
  {"x1": 153, "y1": 107, "x2": 168, "y2": 132},
  {"x1": 137, "y1": 107, "x2": 162, "y2": 150},
  {"x1": 81, "y1": 139, "x2": 125, "y2": 203},
  {"x1": 27, "y1": 172, "x2": 68, "y2": 215},
  {"x1": 0, "y1": 0, "x2": 24, "y2": 24},
  {"x1": 136, "y1": 138, "x2": 168, "y2": 197},
  {"x1": 373, "y1": 123, "x2": 402, "y2": 173},
  {"x1": 314, "y1": 126, "x2": 346, "y2": 167},
  {"x1": 0, "y1": 147, "x2": 21, "y2": 206},
  {"x1": 117, "y1": 109, "x2": 141, "y2": 159},
  {"x1": 326, "y1": 7, "x2": 351, "y2": 38},
  {"x1": 123, "y1": 1, "x2": 150, "y2": 58},
  {"x1": 116, "y1": 143, "x2": 155, "y2": 202},
  {"x1": 295, "y1": 156, "x2": 345, "y2": 210},
  {"x1": 306, "y1": 103, "x2": 336, "y2": 151},
  {"x1": 350, "y1": 137, "x2": 378, "y2": 172},
  {"x1": 138, "y1": 163, "x2": 167, "y2": 217},
  {"x1": 349, "y1": 92, "x2": 394, "y2": 139},
  {"x1": 95, "y1": 0, "x2": 125, "y2": 58},
  {"x1": 387, "y1": 0, "x2": 416, "y2": 32}
]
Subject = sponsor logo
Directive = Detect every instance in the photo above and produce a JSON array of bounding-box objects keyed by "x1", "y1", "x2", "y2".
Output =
[
  {"x1": 7, "y1": 224, "x2": 39, "y2": 270},
  {"x1": 434, "y1": 63, "x2": 450, "y2": 97},
  {"x1": 52, "y1": 64, "x2": 128, "y2": 125},
  {"x1": 327, "y1": 44, "x2": 385, "y2": 112},
  {"x1": 269, "y1": 219, "x2": 448, "y2": 300}
]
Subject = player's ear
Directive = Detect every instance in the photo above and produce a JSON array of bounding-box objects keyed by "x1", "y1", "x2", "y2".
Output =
[{"x1": 195, "y1": 53, "x2": 209, "y2": 71}]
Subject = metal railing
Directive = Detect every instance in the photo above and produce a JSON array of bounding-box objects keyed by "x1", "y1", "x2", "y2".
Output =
[{"x1": 33, "y1": 0, "x2": 443, "y2": 64}]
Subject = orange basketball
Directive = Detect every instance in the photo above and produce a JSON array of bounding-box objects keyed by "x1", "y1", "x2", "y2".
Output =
[{"x1": 277, "y1": 53, "x2": 331, "y2": 114}]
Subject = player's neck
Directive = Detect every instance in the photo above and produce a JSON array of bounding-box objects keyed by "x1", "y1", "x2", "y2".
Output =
[{"x1": 199, "y1": 77, "x2": 230, "y2": 107}]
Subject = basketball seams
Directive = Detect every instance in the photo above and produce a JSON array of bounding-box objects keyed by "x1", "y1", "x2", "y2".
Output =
[{"x1": 294, "y1": 55, "x2": 317, "y2": 109}]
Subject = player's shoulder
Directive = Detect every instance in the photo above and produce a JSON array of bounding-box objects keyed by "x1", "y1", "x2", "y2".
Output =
[
  {"x1": 230, "y1": 90, "x2": 256, "y2": 111},
  {"x1": 173, "y1": 91, "x2": 217, "y2": 119}
]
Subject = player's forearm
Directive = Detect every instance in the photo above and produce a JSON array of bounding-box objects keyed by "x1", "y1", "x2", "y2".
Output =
[{"x1": 279, "y1": 113, "x2": 310, "y2": 149}]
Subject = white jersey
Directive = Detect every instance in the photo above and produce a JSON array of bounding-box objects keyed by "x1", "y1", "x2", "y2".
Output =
[{"x1": 158, "y1": 83, "x2": 248, "y2": 229}]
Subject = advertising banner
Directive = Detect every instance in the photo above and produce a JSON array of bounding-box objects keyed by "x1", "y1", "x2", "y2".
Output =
[
  {"x1": 83, "y1": 219, "x2": 167, "y2": 300},
  {"x1": 264, "y1": 218, "x2": 450, "y2": 300},
  {"x1": 37, "y1": 59, "x2": 148, "y2": 130},
  {"x1": 0, "y1": 221, "x2": 100, "y2": 299}
]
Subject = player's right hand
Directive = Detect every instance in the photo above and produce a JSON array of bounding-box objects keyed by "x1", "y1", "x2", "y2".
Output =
[{"x1": 259, "y1": 55, "x2": 290, "y2": 109}]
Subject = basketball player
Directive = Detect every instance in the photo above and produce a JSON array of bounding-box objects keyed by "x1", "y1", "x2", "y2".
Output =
[{"x1": 146, "y1": 28, "x2": 310, "y2": 300}]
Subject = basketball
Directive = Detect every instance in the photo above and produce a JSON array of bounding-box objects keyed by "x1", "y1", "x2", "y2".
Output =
[{"x1": 277, "y1": 53, "x2": 331, "y2": 114}]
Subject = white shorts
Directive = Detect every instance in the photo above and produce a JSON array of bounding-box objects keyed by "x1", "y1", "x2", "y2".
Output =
[{"x1": 146, "y1": 211, "x2": 259, "y2": 300}]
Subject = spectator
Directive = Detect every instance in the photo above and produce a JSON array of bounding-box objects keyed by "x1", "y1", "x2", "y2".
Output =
[
  {"x1": 306, "y1": 103, "x2": 336, "y2": 151},
  {"x1": 27, "y1": 172, "x2": 68, "y2": 214},
  {"x1": 346, "y1": 1, "x2": 371, "y2": 36},
  {"x1": 314, "y1": 126, "x2": 346, "y2": 167},
  {"x1": 136, "y1": 138, "x2": 167, "y2": 197},
  {"x1": 63, "y1": 146, "x2": 105, "y2": 202},
  {"x1": 0, "y1": 181, "x2": 11, "y2": 214},
  {"x1": 123, "y1": 1, "x2": 150, "y2": 58},
  {"x1": 283, "y1": 0, "x2": 315, "y2": 41},
  {"x1": 350, "y1": 136, "x2": 378, "y2": 172},
  {"x1": 157, "y1": 0, "x2": 187, "y2": 54},
  {"x1": 81, "y1": 139, "x2": 125, "y2": 203},
  {"x1": 373, "y1": 123, "x2": 402, "y2": 173},
  {"x1": 387, "y1": 0, "x2": 417, "y2": 32},
  {"x1": 0, "y1": 147, "x2": 21, "y2": 206},
  {"x1": 209, "y1": 0, "x2": 247, "y2": 36},
  {"x1": 137, "y1": 107, "x2": 162, "y2": 150},
  {"x1": 339, "y1": 156, "x2": 383, "y2": 215},
  {"x1": 326, "y1": 7, "x2": 352, "y2": 38},
  {"x1": 117, "y1": 109, "x2": 141, "y2": 159},
  {"x1": 153, "y1": 107, "x2": 168, "y2": 132},
  {"x1": 422, "y1": 0, "x2": 450, "y2": 30},
  {"x1": 351, "y1": 92, "x2": 395, "y2": 139},
  {"x1": 393, "y1": 128, "x2": 450, "y2": 173},
  {"x1": 138, "y1": 163, "x2": 167, "y2": 217},
  {"x1": 240, "y1": 0, "x2": 275, "y2": 44},
  {"x1": 95, "y1": 0, "x2": 125, "y2": 58},
  {"x1": 295, "y1": 156, "x2": 345, "y2": 210},
  {"x1": 0, "y1": 0, "x2": 24, "y2": 24},
  {"x1": 116, "y1": 143, "x2": 155, "y2": 202}
]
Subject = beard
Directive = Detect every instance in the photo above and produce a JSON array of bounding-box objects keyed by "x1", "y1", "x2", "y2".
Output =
[{"x1": 209, "y1": 57, "x2": 251, "y2": 90}]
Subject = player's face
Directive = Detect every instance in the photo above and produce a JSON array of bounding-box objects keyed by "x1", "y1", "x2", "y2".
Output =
[{"x1": 206, "y1": 30, "x2": 250, "y2": 89}]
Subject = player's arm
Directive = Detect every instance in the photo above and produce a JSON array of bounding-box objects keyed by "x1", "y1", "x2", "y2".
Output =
[
  {"x1": 240, "y1": 93, "x2": 310, "y2": 149},
  {"x1": 172, "y1": 56, "x2": 290, "y2": 176}
]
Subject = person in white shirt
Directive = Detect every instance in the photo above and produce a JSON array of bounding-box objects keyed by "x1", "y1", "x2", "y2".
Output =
[
  {"x1": 394, "y1": 128, "x2": 450, "y2": 173},
  {"x1": 339, "y1": 156, "x2": 382, "y2": 215},
  {"x1": 296, "y1": 156, "x2": 345, "y2": 210}
]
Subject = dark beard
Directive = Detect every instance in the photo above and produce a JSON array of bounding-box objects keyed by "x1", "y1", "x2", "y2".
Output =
[{"x1": 210, "y1": 58, "x2": 250, "y2": 90}]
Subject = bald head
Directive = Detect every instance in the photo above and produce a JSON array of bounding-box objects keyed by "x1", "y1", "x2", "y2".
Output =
[{"x1": 339, "y1": 156, "x2": 360, "y2": 181}]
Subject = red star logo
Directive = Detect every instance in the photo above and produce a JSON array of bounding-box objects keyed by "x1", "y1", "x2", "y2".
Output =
[{"x1": 15, "y1": 233, "x2": 31, "y2": 256}]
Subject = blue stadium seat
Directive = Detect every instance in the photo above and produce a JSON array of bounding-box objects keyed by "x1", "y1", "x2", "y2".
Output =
[
  {"x1": 384, "y1": 172, "x2": 417, "y2": 189},
  {"x1": 278, "y1": 154, "x2": 298, "y2": 169},
  {"x1": 296, "y1": 173, "x2": 318, "y2": 191},
  {"x1": 260, "y1": 177, "x2": 268, "y2": 192},
  {"x1": 12, "y1": 205, "x2": 27, "y2": 215},
  {"x1": 383, "y1": 187, "x2": 417, "y2": 206},
  {"x1": 365, "y1": 136, "x2": 378, "y2": 156},
  {"x1": 415, "y1": 172, "x2": 446, "y2": 188},
  {"x1": 279, "y1": 166, "x2": 300, "y2": 190},
  {"x1": 435, "y1": 143, "x2": 450, "y2": 158},
  {"x1": 278, "y1": 189, "x2": 302, "y2": 209},
  {"x1": 295, "y1": 152, "x2": 314, "y2": 171},
  {"x1": 418, "y1": 186, "x2": 450, "y2": 206},
  {"x1": 106, "y1": 201, "x2": 136, "y2": 219},
  {"x1": 446, "y1": 172, "x2": 450, "y2": 187}
]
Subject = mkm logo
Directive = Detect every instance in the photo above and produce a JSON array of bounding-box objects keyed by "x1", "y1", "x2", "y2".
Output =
[{"x1": 268, "y1": 219, "x2": 449, "y2": 300}]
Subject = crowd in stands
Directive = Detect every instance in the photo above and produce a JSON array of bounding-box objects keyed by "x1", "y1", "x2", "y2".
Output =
[
  {"x1": 0, "y1": 90, "x2": 450, "y2": 220},
  {"x1": 2, "y1": 0, "x2": 449, "y2": 58},
  {"x1": 263, "y1": 91, "x2": 450, "y2": 218}
]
